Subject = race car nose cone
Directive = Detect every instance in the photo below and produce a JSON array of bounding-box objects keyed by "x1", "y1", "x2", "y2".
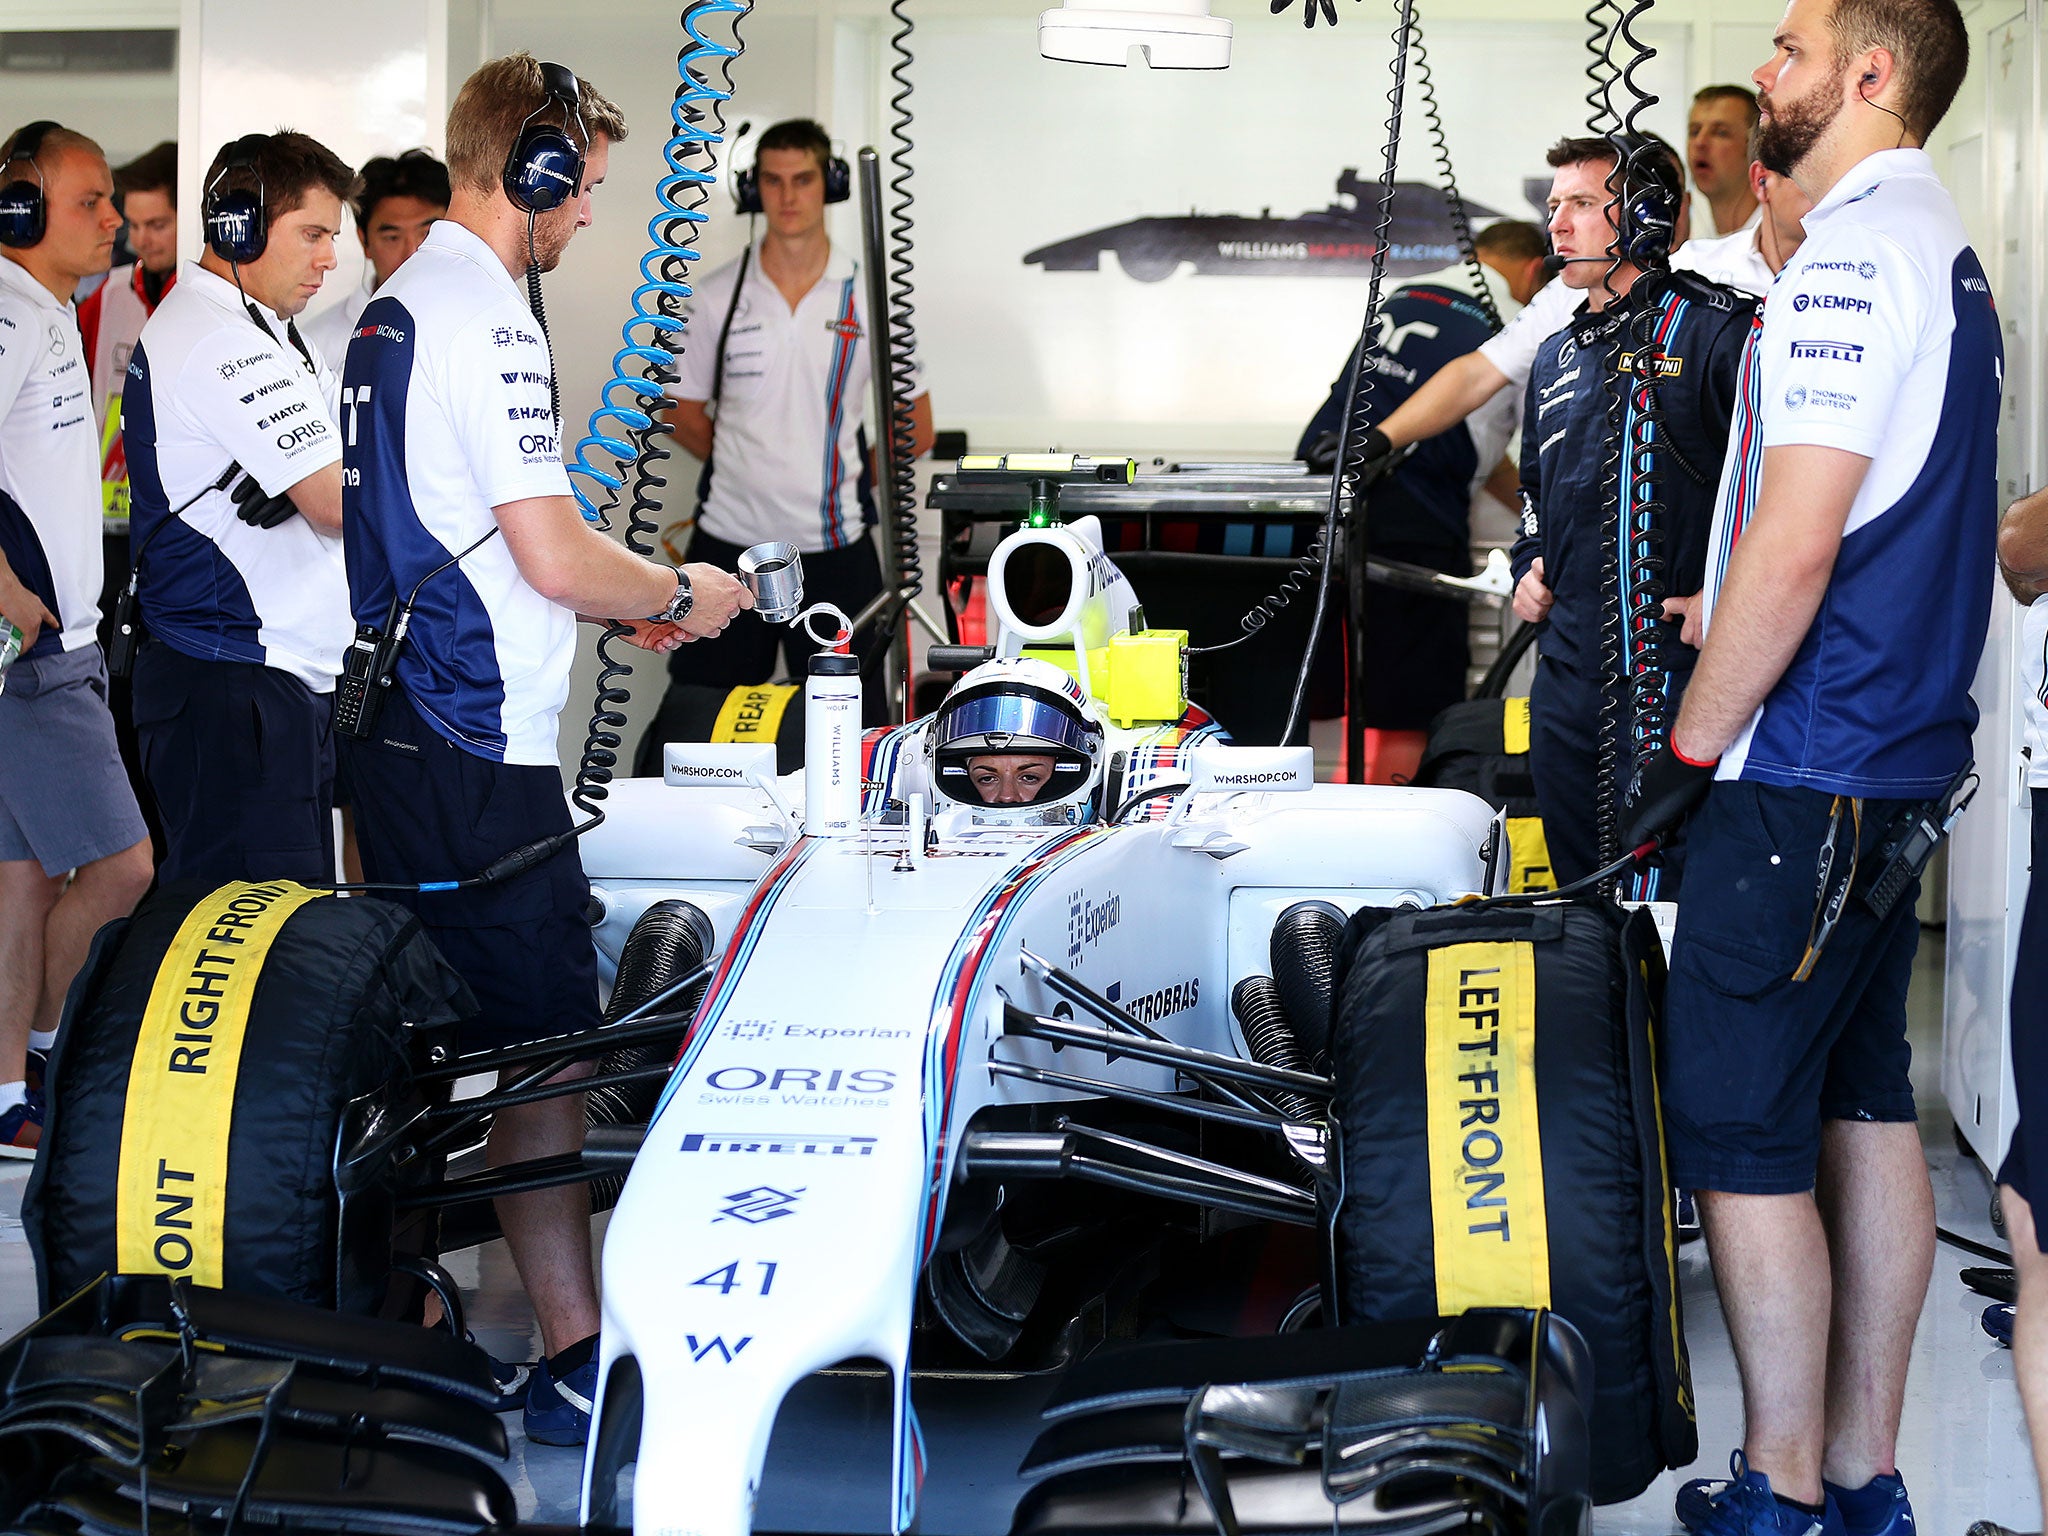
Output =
[{"x1": 1039, "y1": 0, "x2": 1232, "y2": 69}]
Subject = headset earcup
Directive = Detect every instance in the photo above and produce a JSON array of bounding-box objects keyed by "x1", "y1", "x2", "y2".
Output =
[
  {"x1": 0, "y1": 177, "x2": 43, "y2": 249},
  {"x1": 504, "y1": 125, "x2": 584, "y2": 214},
  {"x1": 825, "y1": 155, "x2": 852, "y2": 205},
  {"x1": 204, "y1": 187, "x2": 266, "y2": 264},
  {"x1": 734, "y1": 167, "x2": 762, "y2": 216}
]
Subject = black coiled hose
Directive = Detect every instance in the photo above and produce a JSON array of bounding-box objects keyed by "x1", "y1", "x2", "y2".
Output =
[
  {"x1": 1407, "y1": 13, "x2": 1499, "y2": 333},
  {"x1": 880, "y1": 0, "x2": 925, "y2": 625},
  {"x1": 586, "y1": 900, "x2": 714, "y2": 1212},
  {"x1": 1230, "y1": 976, "x2": 1324, "y2": 1125},
  {"x1": 1270, "y1": 900, "x2": 1346, "y2": 1066}
]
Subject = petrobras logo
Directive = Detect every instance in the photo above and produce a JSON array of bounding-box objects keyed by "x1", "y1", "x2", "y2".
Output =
[
  {"x1": 1790, "y1": 293, "x2": 1871, "y2": 314},
  {"x1": 1789, "y1": 339, "x2": 1864, "y2": 363},
  {"x1": 1115, "y1": 977, "x2": 1201, "y2": 1025},
  {"x1": 1067, "y1": 890, "x2": 1121, "y2": 966},
  {"x1": 1802, "y1": 259, "x2": 1877, "y2": 280}
]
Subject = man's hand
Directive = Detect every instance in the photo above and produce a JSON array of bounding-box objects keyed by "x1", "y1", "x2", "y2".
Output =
[
  {"x1": 1663, "y1": 591, "x2": 1704, "y2": 648},
  {"x1": 675, "y1": 563, "x2": 753, "y2": 640},
  {"x1": 0, "y1": 573, "x2": 57, "y2": 654},
  {"x1": 1623, "y1": 742, "x2": 1718, "y2": 853},
  {"x1": 230, "y1": 472, "x2": 299, "y2": 529},
  {"x1": 1512, "y1": 558, "x2": 1554, "y2": 625},
  {"x1": 617, "y1": 618, "x2": 689, "y2": 654}
]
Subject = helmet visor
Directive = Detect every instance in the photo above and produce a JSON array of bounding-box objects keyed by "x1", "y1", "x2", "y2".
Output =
[{"x1": 930, "y1": 690, "x2": 1098, "y2": 758}]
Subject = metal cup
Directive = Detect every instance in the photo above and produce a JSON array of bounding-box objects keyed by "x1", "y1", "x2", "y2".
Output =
[{"x1": 739, "y1": 541, "x2": 805, "y2": 624}]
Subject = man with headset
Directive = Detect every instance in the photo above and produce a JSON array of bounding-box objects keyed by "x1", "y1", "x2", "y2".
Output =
[
  {"x1": 1508, "y1": 134, "x2": 1755, "y2": 895},
  {"x1": 640, "y1": 118, "x2": 933, "y2": 762},
  {"x1": 340, "y1": 53, "x2": 748, "y2": 1447},
  {"x1": 303, "y1": 149, "x2": 450, "y2": 373},
  {"x1": 124, "y1": 131, "x2": 356, "y2": 886},
  {"x1": 0, "y1": 120, "x2": 152, "y2": 1156}
]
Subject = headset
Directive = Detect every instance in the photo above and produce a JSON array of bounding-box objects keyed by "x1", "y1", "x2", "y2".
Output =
[
  {"x1": 0, "y1": 121, "x2": 58, "y2": 249},
  {"x1": 1611, "y1": 131, "x2": 1683, "y2": 266},
  {"x1": 203, "y1": 135, "x2": 270, "y2": 265},
  {"x1": 733, "y1": 123, "x2": 851, "y2": 215},
  {"x1": 503, "y1": 61, "x2": 587, "y2": 214}
]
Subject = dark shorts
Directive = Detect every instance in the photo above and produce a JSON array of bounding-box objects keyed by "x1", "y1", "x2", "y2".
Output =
[
  {"x1": 1998, "y1": 788, "x2": 2048, "y2": 1244},
  {"x1": 1357, "y1": 535, "x2": 1471, "y2": 731},
  {"x1": 1664, "y1": 780, "x2": 1922, "y2": 1195},
  {"x1": 341, "y1": 685, "x2": 602, "y2": 1054},
  {"x1": 0, "y1": 645, "x2": 149, "y2": 876},
  {"x1": 131, "y1": 642, "x2": 334, "y2": 887},
  {"x1": 1525, "y1": 653, "x2": 1688, "y2": 898}
]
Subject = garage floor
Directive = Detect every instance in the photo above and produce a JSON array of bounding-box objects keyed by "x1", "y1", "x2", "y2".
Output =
[{"x1": 0, "y1": 928, "x2": 2035, "y2": 1535}]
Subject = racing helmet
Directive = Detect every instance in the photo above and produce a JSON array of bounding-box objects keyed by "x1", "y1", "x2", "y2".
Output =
[{"x1": 926, "y1": 657, "x2": 1106, "y2": 816}]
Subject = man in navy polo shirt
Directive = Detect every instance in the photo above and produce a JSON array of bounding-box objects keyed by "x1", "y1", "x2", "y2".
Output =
[
  {"x1": 341, "y1": 53, "x2": 748, "y2": 1447},
  {"x1": 1627, "y1": 4, "x2": 1994, "y2": 1534}
]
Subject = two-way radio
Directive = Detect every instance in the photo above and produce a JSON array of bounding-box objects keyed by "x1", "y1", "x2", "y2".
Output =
[
  {"x1": 331, "y1": 529, "x2": 500, "y2": 741},
  {"x1": 106, "y1": 463, "x2": 243, "y2": 679}
]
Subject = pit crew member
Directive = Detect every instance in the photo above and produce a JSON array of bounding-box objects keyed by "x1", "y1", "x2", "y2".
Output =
[
  {"x1": 303, "y1": 148, "x2": 449, "y2": 372},
  {"x1": 0, "y1": 120, "x2": 152, "y2": 1155},
  {"x1": 1508, "y1": 135, "x2": 1756, "y2": 894},
  {"x1": 1690, "y1": 84, "x2": 1763, "y2": 234},
  {"x1": 339, "y1": 53, "x2": 748, "y2": 1446},
  {"x1": 125, "y1": 131, "x2": 355, "y2": 885},
  {"x1": 1625, "y1": 5, "x2": 1995, "y2": 1533},
  {"x1": 1976, "y1": 485, "x2": 2048, "y2": 1536},
  {"x1": 643, "y1": 117, "x2": 933, "y2": 758},
  {"x1": 1294, "y1": 219, "x2": 1546, "y2": 783}
]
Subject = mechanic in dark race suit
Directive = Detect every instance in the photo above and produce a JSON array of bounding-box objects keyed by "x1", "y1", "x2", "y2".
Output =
[{"x1": 1509, "y1": 135, "x2": 1754, "y2": 897}]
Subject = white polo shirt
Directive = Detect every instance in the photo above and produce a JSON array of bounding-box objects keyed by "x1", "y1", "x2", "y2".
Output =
[
  {"x1": 0, "y1": 257, "x2": 100, "y2": 657},
  {"x1": 1476, "y1": 231, "x2": 1773, "y2": 396},
  {"x1": 1701, "y1": 148, "x2": 2002, "y2": 797},
  {"x1": 126, "y1": 263, "x2": 347, "y2": 690},
  {"x1": 302, "y1": 270, "x2": 374, "y2": 375},
  {"x1": 340, "y1": 218, "x2": 576, "y2": 767},
  {"x1": 666, "y1": 241, "x2": 925, "y2": 552}
]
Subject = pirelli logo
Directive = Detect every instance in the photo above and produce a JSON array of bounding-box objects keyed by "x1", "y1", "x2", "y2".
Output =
[
  {"x1": 115, "y1": 881, "x2": 325, "y2": 1283},
  {"x1": 1423, "y1": 941, "x2": 1551, "y2": 1313}
]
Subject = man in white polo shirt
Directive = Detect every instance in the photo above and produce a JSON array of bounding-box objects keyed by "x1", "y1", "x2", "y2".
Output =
[
  {"x1": 0, "y1": 120, "x2": 152, "y2": 1156},
  {"x1": 644, "y1": 117, "x2": 933, "y2": 763},
  {"x1": 342, "y1": 53, "x2": 747, "y2": 1448},
  {"x1": 125, "y1": 130, "x2": 355, "y2": 886},
  {"x1": 1626, "y1": 4, "x2": 1994, "y2": 1533}
]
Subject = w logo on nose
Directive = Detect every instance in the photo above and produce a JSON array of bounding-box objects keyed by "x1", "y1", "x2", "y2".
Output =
[{"x1": 685, "y1": 1335, "x2": 751, "y2": 1364}]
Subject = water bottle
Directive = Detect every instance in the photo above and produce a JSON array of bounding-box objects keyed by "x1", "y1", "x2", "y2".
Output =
[
  {"x1": 0, "y1": 620, "x2": 22, "y2": 698},
  {"x1": 804, "y1": 652, "x2": 862, "y2": 837}
]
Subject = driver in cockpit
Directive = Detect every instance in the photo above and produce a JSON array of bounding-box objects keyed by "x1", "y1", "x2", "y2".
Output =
[{"x1": 927, "y1": 657, "x2": 1105, "y2": 817}]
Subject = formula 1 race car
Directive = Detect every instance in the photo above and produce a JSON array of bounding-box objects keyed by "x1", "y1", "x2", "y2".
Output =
[
  {"x1": 573, "y1": 492, "x2": 1510, "y2": 1536},
  {"x1": 1022, "y1": 173, "x2": 1507, "y2": 283}
]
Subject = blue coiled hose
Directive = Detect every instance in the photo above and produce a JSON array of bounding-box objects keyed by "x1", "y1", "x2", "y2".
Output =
[{"x1": 565, "y1": 0, "x2": 748, "y2": 825}]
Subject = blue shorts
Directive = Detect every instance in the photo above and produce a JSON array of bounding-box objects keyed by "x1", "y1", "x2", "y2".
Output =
[
  {"x1": 1663, "y1": 781, "x2": 1921, "y2": 1195},
  {"x1": 1998, "y1": 788, "x2": 2048, "y2": 1245},
  {"x1": 0, "y1": 645, "x2": 148, "y2": 876},
  {"x1": 339, "y1": 686, "x2": 601, "y2": 1054},
  {"x1": 130, "y1": 642, "x2": 334, "y2": 887}
]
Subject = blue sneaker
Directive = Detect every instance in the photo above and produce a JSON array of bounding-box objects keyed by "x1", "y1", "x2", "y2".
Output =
[
  {"x1": 1824, "y1": 1472, "x2": 1913, "y2": 1536},
  {"x1": 1985, "y1": 1303, "x2": 2016, "y2": 1349},
  {"x1": 1678, "y1": 1454, "x2": 1841, "y2": 1536},
  {"x1": 484, "y1": 1348, "x2": 533, "y2": 1414},
  {"x1": 523, "y1": 1353, "x2": 597, "y2": 1446},
  {"x1": 0, "y1": 1090, "x2": 44, "y2": 1160}
]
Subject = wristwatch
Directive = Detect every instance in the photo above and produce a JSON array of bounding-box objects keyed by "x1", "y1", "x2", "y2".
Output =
[{"x1": 649, "y1": 565, "x2": 693, "y2": 625}]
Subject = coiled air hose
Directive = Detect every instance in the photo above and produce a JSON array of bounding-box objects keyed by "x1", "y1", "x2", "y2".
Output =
[
  {"x1": 1230, "y1": 977, "x2": 1324, "y2": 1125},
  {"x1": 878, "y1": 0, "x2": 925, "y2": 631},
  {"x1": 1407, "y1": 11, "x2": 1499, "y2": 333},
  {"x1": 586, "y1": 900, "x2": 714, "y2": 1212},
  {"x1": 1269, "y1": 900, "x2": 1346, "y2": 1066}
]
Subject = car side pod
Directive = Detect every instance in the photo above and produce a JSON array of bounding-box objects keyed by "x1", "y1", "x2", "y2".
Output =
[{"x1": 1008, "y1": 1308, "x2": 1593, "y2": 1536}]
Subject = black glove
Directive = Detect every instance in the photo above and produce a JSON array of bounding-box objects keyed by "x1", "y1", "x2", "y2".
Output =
[
  {"x1": 1305, "y1": 425, "x2": 1394, "y2": 480},
  {"x1": 1624, "y1": 743, "x2": 1719, "y2": 854},
  {"x1": 1271, "y1": 0, "x2": 1340, "y2": 25},
  {"x1": 231, "y1": 472, "x2": 299, "y2": 529}
]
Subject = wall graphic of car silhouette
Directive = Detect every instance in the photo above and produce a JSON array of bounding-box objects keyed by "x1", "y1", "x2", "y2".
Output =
[{"x1": 1023, "y1": 172, "x2": 1506, "y2": 282}]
